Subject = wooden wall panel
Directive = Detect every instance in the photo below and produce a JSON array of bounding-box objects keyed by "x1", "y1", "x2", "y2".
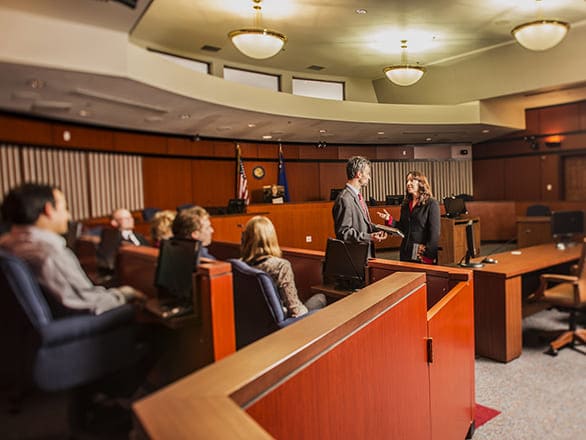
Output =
[
  {"x1": 285, "y1": 161, "x2": 320, "y2": 202},
  {"x1": 376, "y1": 145, "x2": 414, "y2": 160},
  {"x1": 466, "y1": 201, "x2": 516, "y2": 241},
  {"x1": 281, "y1": 144, "x2": 300, "y2": 159},
  {"x1": 213, "y1": 140, "x2": 235, "y2": 158},
  {"x1": 563, "y1": 156, "x2": 586, "y2": 201},
  {"x1": 580, "y1": 101, "x2": 586, "y2": 130},
  {"x1": 0, "y1": 115, "x2": 52, "y2": 145},
  {"x1": 540, "y1": 154, "x2": 560, "y2": 200},
  {"x1": 143, "y1": 156, "x2": 193, "y2": 209},
  {"x1": 514, "y1": 107, "x2": 540, "y2": 138},
  {"x1": 472, "y1": 158, "x2": 505, "y2": 200},
  {"x1": 504, "y1": 156, "x2": 541, "y2": 200},
  {"x1": 299, "y1": 144, "x2": 338, "y2": 160},
  {"x1": 238, "y1": 142, "x2": 259, "y2": 158},
  {"x1": 539, "y1": 102, "x2": 580, "y2": 135},
  {"x1": 337, "y1": 145, "x2": 375, "y2": 160},
  {"x1": 257, "y1": 142, "x2": 278, "y2": 159},
  {"x1": 167, "y1": 138, "x2": 214, "y2": 157},
  {"x1": 192, "y1": 159, "x2": 235, "y2": 207},
  {"x1": 318, "y1": 162, "x2": 347, "y2": 201},
  {"x1": 51, "y1": 123, "x2": 113, "y2": 151},
  {"x1": 114, "y1": 132, "x2": 167, "y2": 155}
]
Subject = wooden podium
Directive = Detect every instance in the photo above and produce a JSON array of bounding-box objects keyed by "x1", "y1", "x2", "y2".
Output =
[{"x1": 438, "y1": 216, "x2": 480, "y2": 265}]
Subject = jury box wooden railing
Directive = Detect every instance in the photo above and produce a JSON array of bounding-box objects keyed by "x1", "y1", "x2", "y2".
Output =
[{"x1": 133, "y1": 267, "x2": 475, "y2": 440}]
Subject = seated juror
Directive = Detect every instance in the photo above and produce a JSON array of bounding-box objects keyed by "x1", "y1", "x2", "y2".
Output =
[
  {"x1": 111, "y1": 208, "x2": 150, "y2": 246},
  {"x1": 241, "y1": 216, "x2": 326, "y2": 318},
  {"x1": 0, "y1": 183, "x2": 145, "y2": 315},
  {"x1": 172, "y1": 206, "x2": 216, "y2": 260}
]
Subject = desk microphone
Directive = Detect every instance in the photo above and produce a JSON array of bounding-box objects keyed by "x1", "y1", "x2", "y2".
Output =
[{"x1": 481, "y1": 235, "x2": 518, "y2": 264}]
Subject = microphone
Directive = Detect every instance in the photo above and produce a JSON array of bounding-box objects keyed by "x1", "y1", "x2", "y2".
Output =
[{"x1": 481, "y1": 235, "x2": 518, "y2": 264}]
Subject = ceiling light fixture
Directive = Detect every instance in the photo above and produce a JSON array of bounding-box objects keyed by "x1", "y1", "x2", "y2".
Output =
[
  {"x1": 383, "y1": 40, "x2": 425, "y2": 87},
  {"x1": 228, "y1": 0, "x2": 287, "y2": 59},
  {"x1": 511, "y1": 1, "x2": 569, "y2": 51}
]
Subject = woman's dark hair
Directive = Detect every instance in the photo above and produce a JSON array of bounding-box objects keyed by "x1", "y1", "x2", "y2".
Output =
[
  {"x1": 0, "y1": 183, "x2": 56, "y2": 225},
  {"x1": 403, "y1": 171, "x2": 433, "y2": 205}
]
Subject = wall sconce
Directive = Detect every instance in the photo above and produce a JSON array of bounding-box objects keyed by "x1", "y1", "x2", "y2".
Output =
[{"x1": 544, "y1": 135, "x2": 562, "y2": 148}]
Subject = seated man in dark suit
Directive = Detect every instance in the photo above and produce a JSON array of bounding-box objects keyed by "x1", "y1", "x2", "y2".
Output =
[
  {"x1": 0, "y1": 183, "x2": 144, "y2": 315},
  {"x1": 172, "y1": 206, "x2": 216, "y2": 260},
  {"x1": 110, "y1": 208, "x2": 149, "y2": 246}
]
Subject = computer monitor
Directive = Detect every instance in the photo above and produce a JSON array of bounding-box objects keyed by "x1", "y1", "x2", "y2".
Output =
[
  {"x1": 459, "y1": 220, "x2": 483, "y2": 268},
  {"x1": 96, "y1": 228, "x2": 122, "y2": 272},
  {"x1": 385, "y1": 195, "x2": 404, "y2": 206},
  {"x1": 323, "y1": 238, "x2": 370, "y2": 291},
  {"x1": 330, "y1": 188, "x2": 344, "y2": 201},
  {"x1": 227, "y1": 198, "x2": 246, "y2": 214},
  {"x1": 551, "y1": 210, "x2": 584, "y2": 244},
  {"x1": 443, "y1": 196, "x2": 467, "y2": 218},
  {"x1": 154, "y1": 238, "x2": 201, "y2": 311}
]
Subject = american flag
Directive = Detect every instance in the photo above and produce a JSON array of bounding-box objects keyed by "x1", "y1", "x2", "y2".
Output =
[{"x1": 236, "y1": 144, "x2": 249, "y2": 205}]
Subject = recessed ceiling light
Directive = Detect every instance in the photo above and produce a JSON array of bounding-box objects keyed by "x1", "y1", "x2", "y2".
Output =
[
  {"x1": 482, "y1": 129, "x2": 490, "y2": 133},
  {"x1": 425, "y1": 137, "x2": 432, "y2": 142},
  {"x1": 355, "y1": 8, "x2": 367, "y2": 14},
  {"x1": 377, "y1": 131, "x2": 385, "y2": 135},
  {"x1": 262, "y1": 135, "x2": 273, "y2": 140},
  {"x1": 319, "y1": 129, "x2": 327, "y2": 134},
  {"x1": 248, "y1": 123, "x2": 256, "y2": 128},
  {"x1": 145, "y1": 115, "x2": 163, "y2": 122},
  {"x1": 180, "y1": 114, "x2": 191, "y2": 119},
  {"x1": 78, "y1": 109, "x2": 91, "y2": 117}
]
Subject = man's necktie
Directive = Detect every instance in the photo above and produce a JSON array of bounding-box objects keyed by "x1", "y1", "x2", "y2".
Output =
[{"x1": 358, "y1": 193, "x2": 370, "y2": 219}]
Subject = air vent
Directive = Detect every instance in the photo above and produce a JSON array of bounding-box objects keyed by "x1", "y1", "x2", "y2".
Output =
[
  {"x1": 201, "y1": 45, "x2": 221, "y2": 52},
  {"x1": 307, "y1": 65, "x2": 325, "y2": 71},
  {"x1": 31, "y1": 100, "x2": 72, "y2": 112}
]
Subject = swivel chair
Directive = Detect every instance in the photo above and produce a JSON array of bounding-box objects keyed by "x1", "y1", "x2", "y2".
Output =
[
  {"x1": 228, "y1": 259, "x2": 309, "y2": 349},
  {"x1": 0, "y1": 250, "x2": 145, "y2": 394},
  {"x1": 526, "y1": 204, "x2": 551, "y2": 217},
  {"x1": 530, "y1": 238, "x2": 586, "y2": 355}
]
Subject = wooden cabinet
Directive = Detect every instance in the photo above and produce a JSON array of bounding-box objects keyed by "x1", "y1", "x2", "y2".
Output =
[
  {"x1": 516, "y1": 216, "x2": 552, "y2": 248},
  {"x1": 438, "y1": 217, "x2": 480, "y2": 265}
]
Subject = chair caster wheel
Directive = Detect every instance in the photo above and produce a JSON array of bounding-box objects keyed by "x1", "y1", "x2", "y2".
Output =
[{"x1": 546, "y1": 347, "x2": 558, "y2": 356}]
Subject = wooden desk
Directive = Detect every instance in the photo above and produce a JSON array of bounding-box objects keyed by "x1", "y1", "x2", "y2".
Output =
[
  {"x1": 438, "y1": 216, "x2": 480, "y2": 265},
  {"x1": 516, "y1": 216, "x2": 552, "y2": 248},
  {"x1": 311, "y1": 283, "x2": 354, "y2": 300},
  {"x1": 472, "y1": 243, "x2": 580, "y2": 362}
]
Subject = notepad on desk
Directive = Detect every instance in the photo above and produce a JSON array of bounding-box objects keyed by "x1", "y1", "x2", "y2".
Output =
[{"x1": 374, "y1": 224, "x2": 405, "y2": 238}]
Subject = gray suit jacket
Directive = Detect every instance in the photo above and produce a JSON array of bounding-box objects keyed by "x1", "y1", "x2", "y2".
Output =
[{"x1": 332, "y1": 186, "x2": 376, "y2": 250}]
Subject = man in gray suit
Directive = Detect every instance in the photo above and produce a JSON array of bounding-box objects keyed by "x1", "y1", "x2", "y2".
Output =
[{"x1": 332, "y1": 156, "x2": 387, "y2": 257}]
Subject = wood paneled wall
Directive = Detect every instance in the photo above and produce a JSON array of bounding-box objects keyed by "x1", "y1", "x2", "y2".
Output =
[{"x1": 473, "y1": 100, "x2": 586, "y2": 201}]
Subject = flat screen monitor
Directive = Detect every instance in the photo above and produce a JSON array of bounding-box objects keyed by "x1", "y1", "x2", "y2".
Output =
[
  {"x1": 330, "y1": 188, "x2": 343, "y2": 201},
  {"x1": 262, "y1": 185, "x2": 285, "y2": 203},
  {"x1": 227, "y1": 198, "x2": 246, "y2": 214},
  {"x1": 443, "y1": 196, "x2": 467, "y2": 218},
  {"x1": 96, "y1": 228, "x2": 122, "y2": 272},
  {"x1": 459, "y1": 220, "x2": 483, "y2": 268},
  {"x1": 551, "y1": 210, "x2": 584, "y2": 240},
  {"x1": 323, "y1": 238, "x2": 369, "y2": 291},
  {"x1": 385, "y1": 195, "x2": 404, "y2": 206},
  {"x1": 154, "y1": 238, "x2": 201, "y2": 308}
]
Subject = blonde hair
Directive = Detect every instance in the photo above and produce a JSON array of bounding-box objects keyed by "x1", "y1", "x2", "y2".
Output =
[
  {"x1": 150, "y1": 210, "x2": 176, "y2": 243},
  {"x1": 241, "y1": 216, "x2": 282, "y2": 263}
]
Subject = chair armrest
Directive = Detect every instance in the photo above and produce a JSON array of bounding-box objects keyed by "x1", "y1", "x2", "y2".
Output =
[
  {"x1": 540, "y1": 274, "x2": 578, "y2": 284},
  {"x1": 41, "y1": 304, "x2": 135, "y2": 346}
]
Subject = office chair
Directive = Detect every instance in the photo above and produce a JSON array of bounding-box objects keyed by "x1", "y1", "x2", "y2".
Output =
[
  {"x1": 228, "y1": 259, "x2": 309, "y2": 349},
  {"x1": 530, "y1": 237, "x2": 586, "y2": 356},
  {"x1": 526, "y1": 204, "x2": 551, "y2": 216},
  {"x1": 0, "y1": 250, "x2": 145, "y2": 396}
]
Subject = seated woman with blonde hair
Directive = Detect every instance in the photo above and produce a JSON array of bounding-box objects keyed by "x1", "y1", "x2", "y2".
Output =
[
  {"x1": 149, "y1": 210, "x2": 176, "y2": 248},
  {"x1": 241, "y1": 216, "x2": 326, "y2": 318}
]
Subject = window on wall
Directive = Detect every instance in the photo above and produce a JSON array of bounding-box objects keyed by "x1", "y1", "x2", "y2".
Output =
[
  {"x1": 223, "y1": 67, "x2": 280, "y2": 91},
  {"x1": 292, "y1": 78, "x2": 344, "y2": 101},
  {"x1": 151, "y1": 49, "x2": 209, "y2": 74}
]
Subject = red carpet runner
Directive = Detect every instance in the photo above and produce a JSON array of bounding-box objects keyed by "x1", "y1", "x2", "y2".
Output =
[{"x1": 475, "y1": 403, "x2": 501, "y2": 428}]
